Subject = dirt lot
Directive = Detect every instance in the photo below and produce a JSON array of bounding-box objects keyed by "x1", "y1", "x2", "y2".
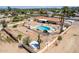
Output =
[
  {"x1": 44, "y1": 21, "x2": 79, "y2": 53},
  {"x1": 0, "y1": 31, "x2": 28, "y2": 53},
  {"x1": 0, "y1": 41, "x2": 28, "y2": 53}
]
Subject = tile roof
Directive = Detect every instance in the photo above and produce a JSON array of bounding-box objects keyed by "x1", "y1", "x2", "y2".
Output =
[{"x1": 35, "y1": 16, "x2": 60, "y2": 22}]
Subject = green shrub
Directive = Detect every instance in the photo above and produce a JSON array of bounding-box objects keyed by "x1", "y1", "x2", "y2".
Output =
[
  {"x1": 23, "y1": 36, "x2": 30, "y2": 46},
  {"x1": 12, "y1": 16, "x2": 23, "y2": 22},
  {"x1": 13, "y1": 25, "x2": 17, "y2": 28},
  {"x1": 43, "y1": 30, "x2": 48, "y2": 33},
  {"x1": 17, "y1": 34, "x2": 22, "y2": 40},
  {"x1": 6, "y1": 36, "x2": 12, "y2": 43},
  {"x1": 34, "y1": 19, "x2": 38, "y2": 21},
  {"x1": 57, "y1": 36, "x2": 62, "y2": 41},
  {"x1": 12, "y1": 19, "x2": 19, "y2": 22},
  {"x1": 73, "y1": 34, "x2": 78, "y2": 36}
]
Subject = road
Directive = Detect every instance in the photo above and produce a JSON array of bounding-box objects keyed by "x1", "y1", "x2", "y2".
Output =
[{"x1": 43, "y1": 21, "x2": 79, "y2": 53}]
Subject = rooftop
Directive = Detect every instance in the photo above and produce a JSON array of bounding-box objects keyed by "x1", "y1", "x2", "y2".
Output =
[{"x1": 35, "y1": 16, "x2": 60, "y2": 22}]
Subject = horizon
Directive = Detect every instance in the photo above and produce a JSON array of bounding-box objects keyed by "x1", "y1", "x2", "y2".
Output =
[
  {"x1": 0, "y1": 6, "x2": 62, "y2": 9},
  {"x1": 0, "y1": 6, "x2": 78, "y2": 9},
  {"x1": 0, "y1": 6, "x2": 77, "y2": 9}
]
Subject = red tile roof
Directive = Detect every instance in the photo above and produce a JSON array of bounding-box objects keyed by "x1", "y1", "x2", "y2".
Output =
[{"x1": 35, "y1": 16, "x2": 60, "y2": 22}]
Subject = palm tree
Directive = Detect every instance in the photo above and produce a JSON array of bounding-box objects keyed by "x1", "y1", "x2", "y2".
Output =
[
  {"x1": 37, "y1": 33, "x2": 41, "y2": 49},
  {"x1": 59, "y1": 6, "x2": 75, "y2": 33},
  {"x1": 61, "y1": 6, "x2": 70, "y2": 17},
  {"x1": 7, "y1": 6, "x2": 12, "y2": 11},
  {"x1": 59, "y1": 14, "x2": 64, "y2": 33},
  {"x1": 62, "y1": 6, "x2": 75, "y2": 17}
]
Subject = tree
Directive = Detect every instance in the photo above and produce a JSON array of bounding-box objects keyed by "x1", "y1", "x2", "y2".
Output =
[
  {"x1": 37, "y1": 34, "x2": 41, "y2": 49},
  {"x1": 68, "y1": 9, "x2": 75, "y2": 17},
  {"x1": 17, "y1": 34, "x2": 22, "y2": 42},
  {"x1": 59, "y1": 14, "x2": 64, "y2": 33},
  {"x1": 61, "y1": 6, "x2": 70, "y2": 17},
  {"x1": 39, "y1": 9, "x2": 47, "y2": 15},
  {"x1": 7, "y1": 6, "x2": 12, "y2": 11},
  {"x1": 1, "y1": 20, "x2": 7, "y2": 28},
  {"x1": 11, "y1": 11, "x2": 18, "y2": 16},
  {"x1": 59, "y1": 6, "x2": 75, "y2": 33},
  {"x1": 0, "y1": 9, "x2": 6, "y2": 14},
  {"x1": 23, "y1": 36, "x2": 30, "y2": 46},
  {"x1": 61, "y1": 6, "x2": 75, "y2": 17},
  {"x1": 57, "y1": 36, "x2": 62, "y2": 41}
]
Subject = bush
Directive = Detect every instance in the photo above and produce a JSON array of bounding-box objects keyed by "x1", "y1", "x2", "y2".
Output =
[
  {"x1": 13, "y1": 25, "x2": 17, "y2": 28},
  {"x1": 12, "y1": 19, "x2": 19, "y2": 22},
  {"x1": 6, "y1": 36, "x2": 12, "y2": 43},
  {"x1": 43, "y1": 30, "x2": 48, "y2": 33},
  {"x1": 12, "y1": 16, "x2": 23, "y2": 22},
  {"x1": 57, "y1": 36, "x2": 62, "y2": 41},
  {"x1": 73, "y1": 34, "x2": 78, "y2": 36},
  {"x1": 17, "y1": 34, "x2": 22, "y2": 40},
  {"x1": 34, "y1": 19, "x2": 38, "y2": 21},
  {"x1": 23, "y1": 36, "x2": 30, "y2": 46}
]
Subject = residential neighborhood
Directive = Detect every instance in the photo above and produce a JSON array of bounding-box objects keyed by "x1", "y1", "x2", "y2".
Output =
[{"x1": 0, "y1": 6, "x2": 79, "y2": 53}]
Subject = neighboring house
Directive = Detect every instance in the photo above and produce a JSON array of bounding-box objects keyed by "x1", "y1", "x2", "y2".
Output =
[
  {"x1": 26, "y1": 11, "x2": 31, "y2": 15},
  {"x1": 0, "y1": 14, "x2": 5, "y2": 18},
  {"x1": 35, "y1": 16, "x2": 60, "y2": 24},
  {"x1": 54, "y1": 16, "x2": 60, "y2": 18},
  {"x1": 33, "y1": 11, "x2": 39, "y2": 14},
  {"x1": 32, "y1": 11, "x2": 40, "y2": 16},
  {"x1": 8, "y1": 14, "x2": 12, "y2": 17},
  {"x1": 69, "y1": 17, "x2": 79, "y2": 21},
  {"x1": 74, "y1": 13, "x2": 79, "y2": 17},
  {"x1": 18, "y1": 14, "x2": 25, "y2": 17},
  {"x1": 28, "y1": 17, "x2": 35, "y2": 21},
  {"x1": 26, "y1": 12, "x2": 30, "y2": 15},
  {"x1": 64, "y1": 20, "x2": 75, "y2": 23},
  {"x1": 47, "y1": 11, "x2": 54, "y2": 17}
]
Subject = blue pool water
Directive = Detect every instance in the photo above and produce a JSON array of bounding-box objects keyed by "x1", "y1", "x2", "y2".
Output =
[{"x1": 36, "y1": 26, "x2": 50, "y2": 31}]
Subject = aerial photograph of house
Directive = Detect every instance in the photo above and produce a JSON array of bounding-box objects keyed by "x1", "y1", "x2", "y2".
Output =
[{"x1": 0, "y1": 6, "x2": 79, "y2": 53}]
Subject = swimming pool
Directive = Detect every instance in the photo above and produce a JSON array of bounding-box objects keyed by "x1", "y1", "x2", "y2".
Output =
[{"x1": 36, "y1": 26, "x2": 54, "y2": 31}]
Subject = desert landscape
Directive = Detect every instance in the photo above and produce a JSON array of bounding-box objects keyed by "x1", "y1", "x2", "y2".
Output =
[{"x1": 0, "y1": 6, "x2": 79, "y2": 53}]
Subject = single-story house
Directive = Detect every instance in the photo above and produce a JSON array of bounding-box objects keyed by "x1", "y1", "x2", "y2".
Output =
[{"x1": 35, "y1": 16, "x2": 60, "y2": 24}]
